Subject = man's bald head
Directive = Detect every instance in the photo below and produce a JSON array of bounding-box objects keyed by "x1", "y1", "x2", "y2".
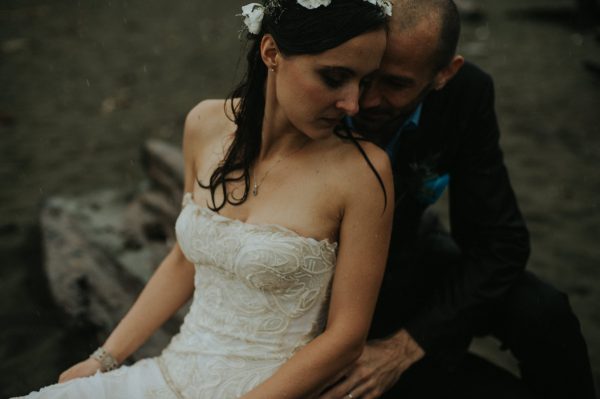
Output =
[
  {"x1": 355, "y1": 0, "x2": 464, "y2": 138},
  {"x1": 390, "y1": 0, "x2": 461, "y2": 71}
]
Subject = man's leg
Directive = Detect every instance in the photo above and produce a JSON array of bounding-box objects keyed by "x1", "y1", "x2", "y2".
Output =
[
  {"x1": 380, "y1": 353, "x2": 533, "y2": 399},
  {"x1": 376, "y1": 215, "x2": 534, "y2": 398},
  {"x1": 490, "y1": 272, "x2": 596, "y2": 399},
  {"x1": 412, "y1": 212, "x2": 596, "y2": 398}
]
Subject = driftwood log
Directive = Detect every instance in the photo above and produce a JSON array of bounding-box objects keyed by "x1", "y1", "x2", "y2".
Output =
[{"x1": 41, "y1": 139, "x2": 185, "y2": 359}]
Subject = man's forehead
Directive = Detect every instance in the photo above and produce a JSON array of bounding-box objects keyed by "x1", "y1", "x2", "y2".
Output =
[
  {"x1": 378, "y1": 41, "x2": 422, "y2": 81},
  {"x1": 387, "y1": 25, "x2": 438, "y2": 56},
  {"x1": 381, "y1": 25, "x2": 439, "y2": 77}
]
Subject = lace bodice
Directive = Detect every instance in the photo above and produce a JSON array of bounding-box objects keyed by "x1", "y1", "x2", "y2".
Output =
[
  {"x1": 158, "y1": 193, "x2": 338, "y2": 398},
  {"x1": 16, "y1": 193, "x2": 338, "y2": 399}
]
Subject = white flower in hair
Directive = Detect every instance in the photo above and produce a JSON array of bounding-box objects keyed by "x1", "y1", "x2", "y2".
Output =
[
  {"x1": 377, "y1": 0, "x2": 392, "y2": 16},
  {"x1": 297, "y1": 0, "x2": 332, "y2": 9},
  {"x1": 363, "y1": 0, "x2": 392, "y2": 16},
  {"x1": 298, "y1": 0, "x2": 391, "y2": 16},
  {"x1": 241, "y1": 3, "x2": 265, "y2": 35},
  {"x1": 240, "y1": 0, "x2": 391, "y2": 35}
]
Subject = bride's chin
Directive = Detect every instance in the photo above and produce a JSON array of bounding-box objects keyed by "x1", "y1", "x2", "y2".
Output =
[
  {"x1": 303, "y1": 126, "x2": 336, "y2": 141},
  {"x1": 315, "y1": 119, "x2": 344, "y2": 135}
]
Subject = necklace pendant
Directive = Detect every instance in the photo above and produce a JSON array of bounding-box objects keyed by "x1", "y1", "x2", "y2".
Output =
[{"x1": 252, "y1": 182, "x2": 258, "y2": 196}]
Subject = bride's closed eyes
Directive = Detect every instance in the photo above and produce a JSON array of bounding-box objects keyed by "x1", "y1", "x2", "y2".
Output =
[
  {"x1": 317, "y1": 67, "x2": 353, "y2": 89},
  {"x1": 317, "y1": 67, "x2": 379, "y2": 93}
]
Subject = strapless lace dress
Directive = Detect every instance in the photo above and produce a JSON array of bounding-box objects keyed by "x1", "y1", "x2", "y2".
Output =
[{"x1": 18, "y1": 193, "x2": 337, "y2": 399}]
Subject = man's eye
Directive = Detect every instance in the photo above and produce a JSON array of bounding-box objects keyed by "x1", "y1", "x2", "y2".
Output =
[{"x1": 385, "y1": 79, "x2": 408, "y2": 89}]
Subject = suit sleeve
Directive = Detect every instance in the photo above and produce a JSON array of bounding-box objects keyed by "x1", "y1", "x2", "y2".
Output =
[{"x1": 403, "y1": 72, "x2": 531, "y2": 361}]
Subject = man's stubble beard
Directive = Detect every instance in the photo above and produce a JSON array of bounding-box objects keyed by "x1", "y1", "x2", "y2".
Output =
[{"x1": 355, "y1": 81, "x2": 435, "y2": 147}]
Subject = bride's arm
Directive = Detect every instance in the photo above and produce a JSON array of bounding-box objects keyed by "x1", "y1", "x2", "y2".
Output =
[
  {"x1": 241, "y1": 144, "x2": 394, "y2": 399},
  {"x1": 58, "y1": 243, "x2": 195, "y2": 382},
  {"x1": 99, "y1": 102, "x2": 210, "y2": 365},
  {"x1": 99, "y1": 244, "x2": 195, "y2": 362},
  {"x1": 59, "y1": 103, "x2": 208, "y2": 382}
]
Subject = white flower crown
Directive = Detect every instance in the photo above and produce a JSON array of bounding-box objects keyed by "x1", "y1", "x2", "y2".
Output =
[{"x1": 241, "y1": 0, "x2": 392, "y2": 35}]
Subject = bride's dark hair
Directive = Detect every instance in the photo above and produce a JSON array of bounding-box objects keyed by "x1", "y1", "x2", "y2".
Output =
[{"x1": 200, "y1": 0, "x2": 389, "y2": 211}]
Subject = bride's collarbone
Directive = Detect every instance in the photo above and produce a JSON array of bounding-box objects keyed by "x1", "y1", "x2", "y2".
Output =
[{"x1": 192, "y1": 187, "x2": 340, "y2": 244}]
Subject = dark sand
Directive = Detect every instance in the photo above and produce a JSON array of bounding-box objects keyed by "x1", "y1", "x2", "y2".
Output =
[{"x1": 1, "y1": 0, "x2": 599, "y2": 396}]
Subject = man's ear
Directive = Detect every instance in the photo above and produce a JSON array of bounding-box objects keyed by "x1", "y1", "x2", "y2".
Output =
[
  {"x1": 433, "y1": 55, "x2": 464, "y2": 90},
  {"x1": 260, "y1": 34, "x2": 280, "y2": 70}
]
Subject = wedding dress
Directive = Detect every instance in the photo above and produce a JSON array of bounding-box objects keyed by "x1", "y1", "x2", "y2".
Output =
[{"x1": 19, "y1": 192, "x2": 337, "y2": 399}]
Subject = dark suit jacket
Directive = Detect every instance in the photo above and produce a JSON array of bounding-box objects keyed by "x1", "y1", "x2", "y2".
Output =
[{"x1": 369, "y1": 62, "x2": 531, "y2": 362}]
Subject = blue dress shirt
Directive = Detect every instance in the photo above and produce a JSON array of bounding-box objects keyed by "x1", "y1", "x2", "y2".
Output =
[{"x1": 349, "y1": 104, "x2": 449, "y2": 205}]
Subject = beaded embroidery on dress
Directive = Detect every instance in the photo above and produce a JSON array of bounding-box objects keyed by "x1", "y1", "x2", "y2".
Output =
[{"x1": 17, "y1": 192, "x2": 337, "y2": 399}]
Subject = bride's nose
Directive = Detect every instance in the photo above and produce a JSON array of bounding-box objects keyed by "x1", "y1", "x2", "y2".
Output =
[{"x1": 335, "y1": 84, "x2": 360, "y2": 116}]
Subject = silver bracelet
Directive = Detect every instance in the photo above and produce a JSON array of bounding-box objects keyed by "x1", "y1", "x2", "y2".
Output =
[{"x1": 90, "y1": 347, "x2": 119, "y2": 372}]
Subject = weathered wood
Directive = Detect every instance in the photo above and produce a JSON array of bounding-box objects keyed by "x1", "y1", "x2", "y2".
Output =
[
  {"x1": 141, "y1": 139, "x2": 184, "y2": 207},
  {"x1": 40, "y1": 140, "x2": 187, "y2": 359}
]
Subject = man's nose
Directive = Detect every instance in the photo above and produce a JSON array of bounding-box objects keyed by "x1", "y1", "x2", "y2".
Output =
[
  {"x1": 359, "y1": 81, "x2": 382, "y2": 109},
  {"x1": 336, "y1": 85, "x2": 360, "y2": 116}
]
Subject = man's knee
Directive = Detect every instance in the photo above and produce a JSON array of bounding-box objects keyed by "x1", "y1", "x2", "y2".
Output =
[
  {"x1": 495, "y1": 272, "x2": 583, "y2": 352},
  {"x1": 505, "y1": 272, "x2": 577, "y2": 330}
]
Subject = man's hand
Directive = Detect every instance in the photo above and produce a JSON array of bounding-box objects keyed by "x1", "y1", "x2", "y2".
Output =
[{"x1": 319, "y1": 329, "x2": 425, "y2": 399}]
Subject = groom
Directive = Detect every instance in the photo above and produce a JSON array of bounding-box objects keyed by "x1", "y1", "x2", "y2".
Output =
[{"x1": 322, "y1": 0, "x2": 595, "y2": 398}]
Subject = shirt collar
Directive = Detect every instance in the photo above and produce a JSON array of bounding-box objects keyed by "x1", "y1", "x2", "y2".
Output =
[
  {"x1": 402, "y1": 103, "x2": 423, "y2": 131},
  {"x1": 385, "y1": 103, "x2": 423, "y2": 159}
]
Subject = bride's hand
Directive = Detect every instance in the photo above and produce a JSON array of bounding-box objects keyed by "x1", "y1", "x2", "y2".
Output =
[{"x1": 58, "y1": 357, "x2": 102, "y2": 383}]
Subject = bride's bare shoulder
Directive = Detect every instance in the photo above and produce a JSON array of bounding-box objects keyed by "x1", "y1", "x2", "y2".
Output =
[
  {"x1": 183, "y1": 99, "x2": 237, "y2": 160},
  {"x1": 184, "y1": 99, "x2": 236, "y2": 144}
]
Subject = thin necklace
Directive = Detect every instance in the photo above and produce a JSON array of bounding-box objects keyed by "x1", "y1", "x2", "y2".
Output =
[{"x1": 252, "y1": 140, "x2": 308, "y2": 196}]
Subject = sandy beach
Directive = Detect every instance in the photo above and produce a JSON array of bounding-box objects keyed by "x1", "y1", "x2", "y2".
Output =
[{"x1": 1, "y1": 0, "x2": 599, "y2": 396}]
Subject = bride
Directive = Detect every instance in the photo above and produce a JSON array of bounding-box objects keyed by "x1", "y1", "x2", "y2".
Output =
[{"x1": 17, "y1": 0, "x2": 394, "y2": 398}]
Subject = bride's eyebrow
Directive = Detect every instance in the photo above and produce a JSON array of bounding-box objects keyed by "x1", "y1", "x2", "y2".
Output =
[{"x1": 317, "y1": 66, "x2": 355, "y2": 77}]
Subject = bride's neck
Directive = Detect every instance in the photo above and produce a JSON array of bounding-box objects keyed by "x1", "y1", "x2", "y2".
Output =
[{"x1": 260, "y1": 84, "x2": 307, "y2": 161}]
